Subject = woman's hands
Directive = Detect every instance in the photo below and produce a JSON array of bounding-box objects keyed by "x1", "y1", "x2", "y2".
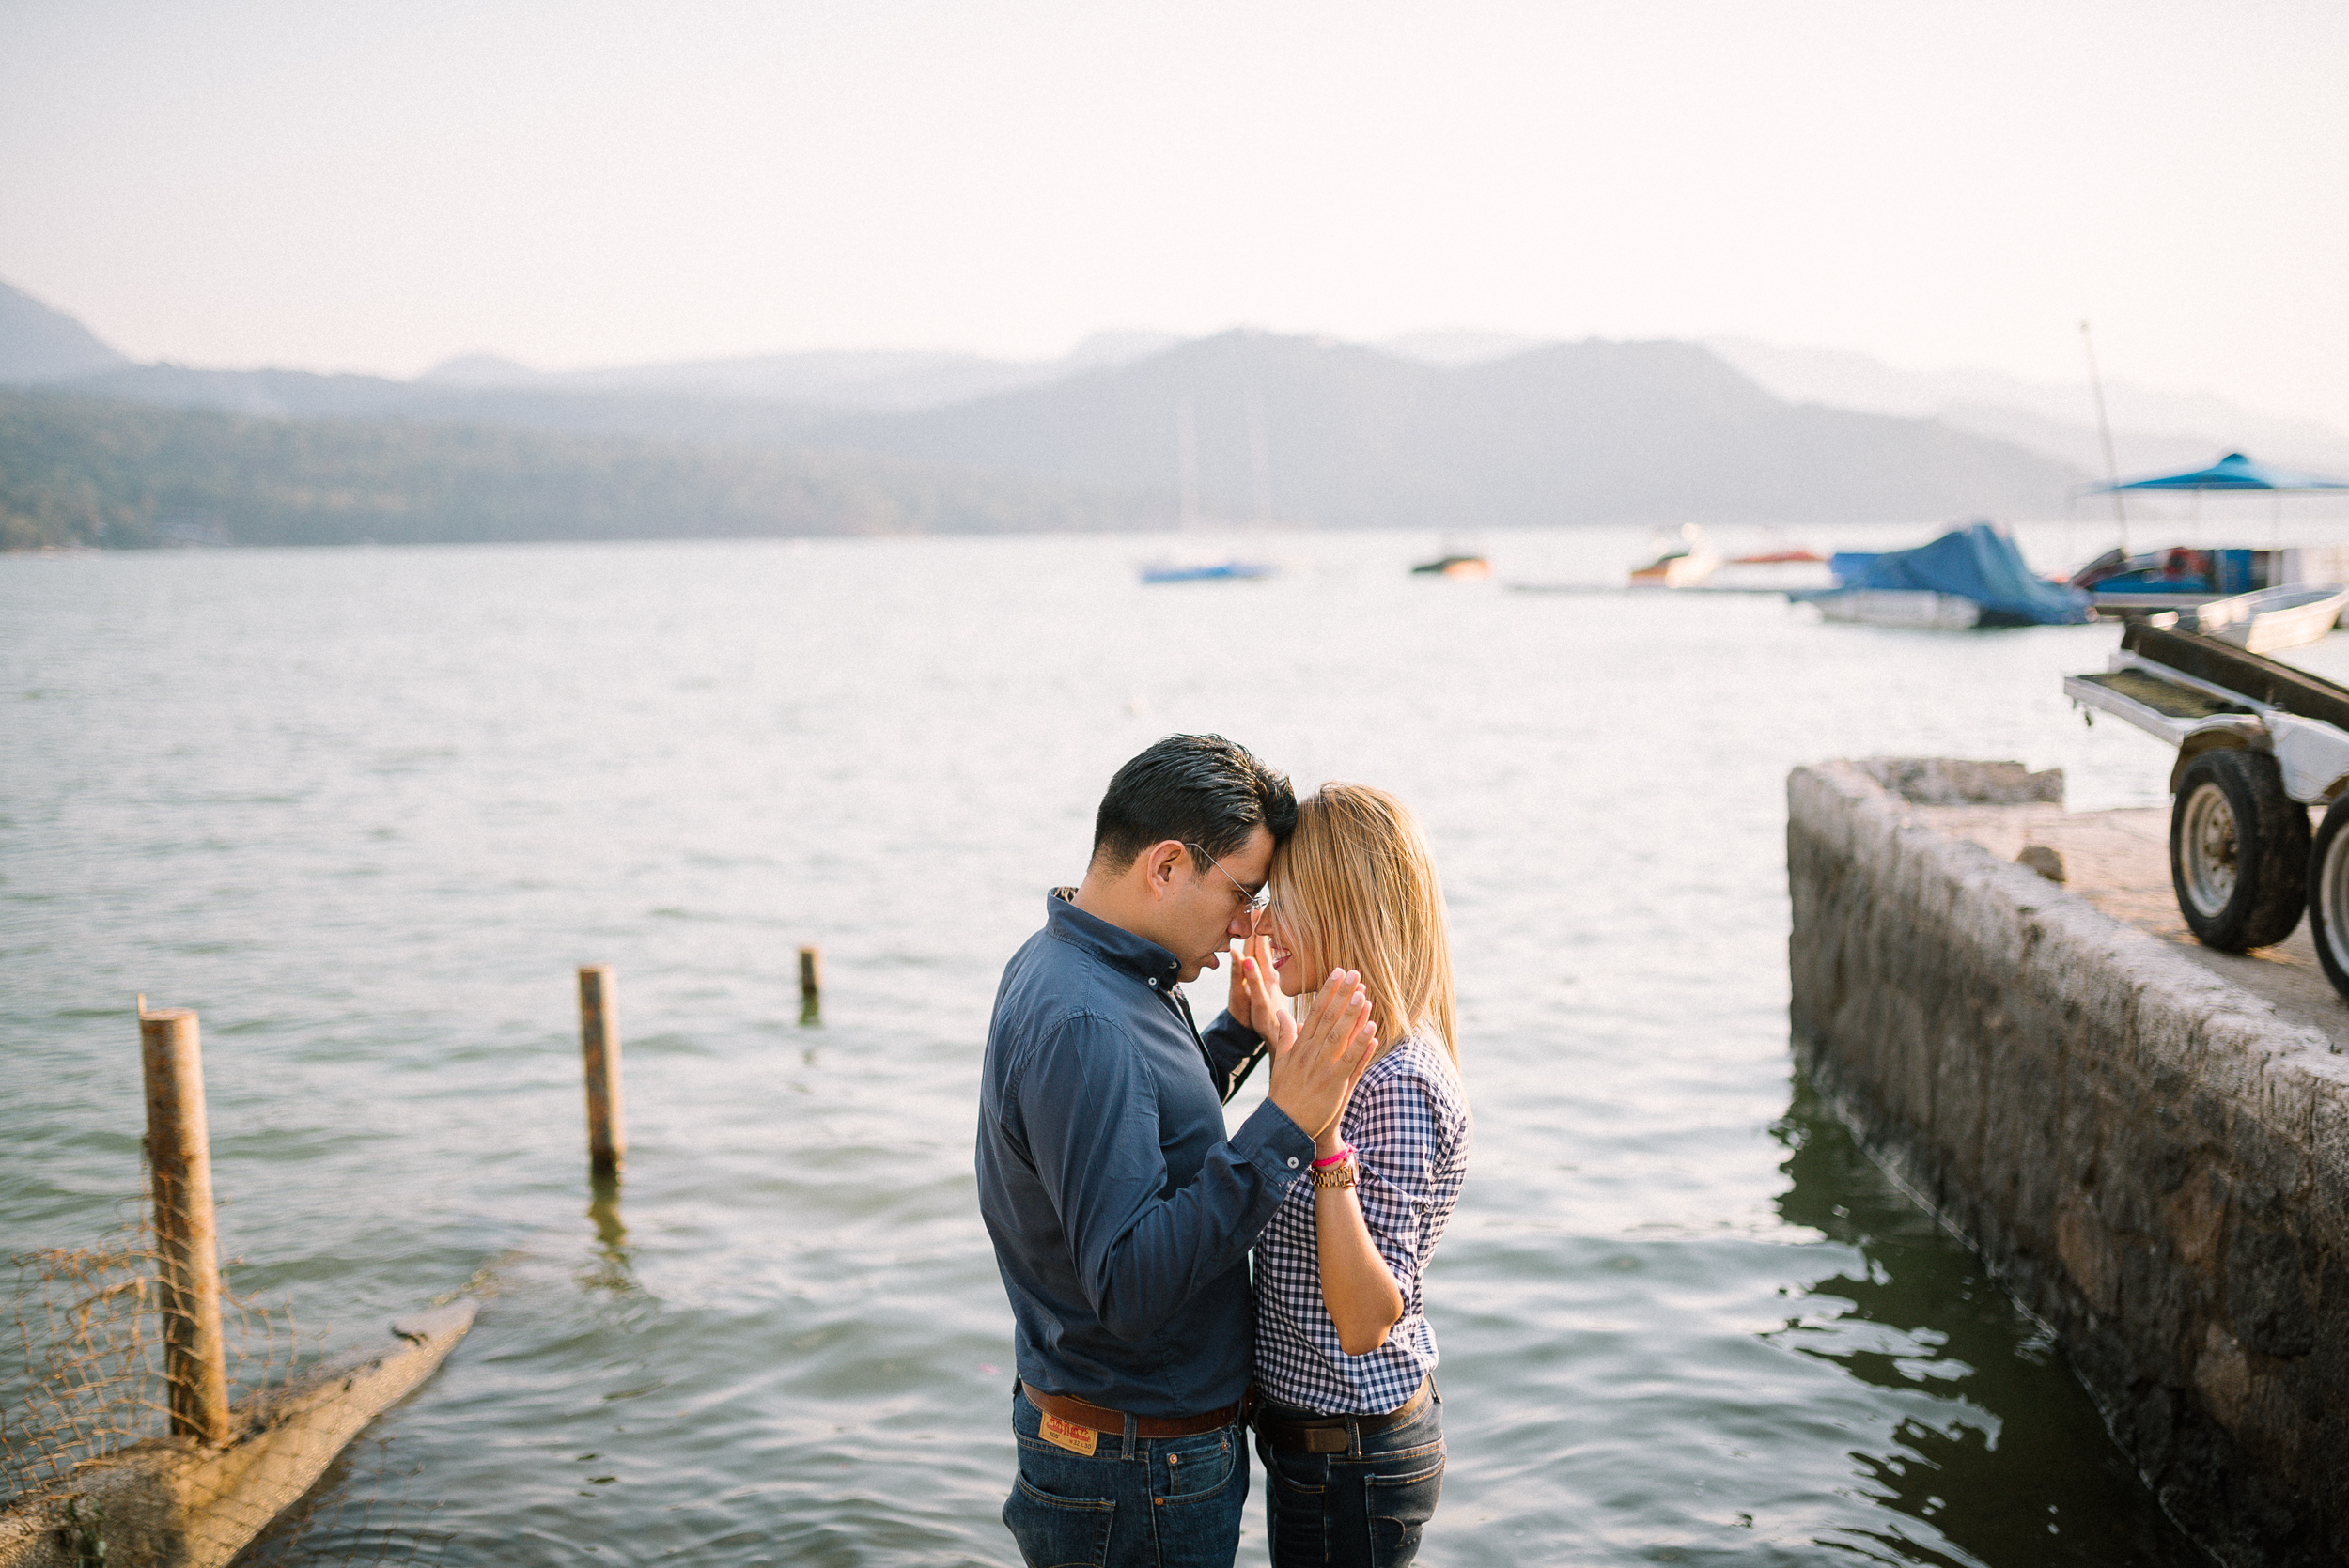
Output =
[
  {"x1": 1231, "y1": 933, "x2": 1295, "y2": 1048},
  {"x1": 1238, "y1": 936, "x2": 1376, "y2": 1155},
  {"x1": 1255, "y1": 955, "x2": 1377, "y2": 1145}
]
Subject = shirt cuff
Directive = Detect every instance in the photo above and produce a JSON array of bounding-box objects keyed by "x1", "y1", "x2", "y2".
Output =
[{"x1": 1231, "y1": 1097, "x2": 1316, "y2": 1183}]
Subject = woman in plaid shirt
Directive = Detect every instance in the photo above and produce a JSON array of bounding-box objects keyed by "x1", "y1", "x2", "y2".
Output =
[{"x1": 1233, "y1": 783, "x2": 1470, "y2": 1567}]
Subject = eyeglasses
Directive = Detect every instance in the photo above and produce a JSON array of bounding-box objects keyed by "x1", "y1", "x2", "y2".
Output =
[{"x1": 1188, "y1": 843, "x2": 1271, "y2": 916}]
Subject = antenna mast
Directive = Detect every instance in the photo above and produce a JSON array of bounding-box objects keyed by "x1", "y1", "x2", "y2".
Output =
[
  {"x1": 2080, "y1": 320, "x2": 2127, "y2": 553},
  {"x1": 1176, "y1": 397, "x2": 1200, "y2": 531},
  {"x1": 1247, "y1": 390, "x2": 1272, "y2": 527}
]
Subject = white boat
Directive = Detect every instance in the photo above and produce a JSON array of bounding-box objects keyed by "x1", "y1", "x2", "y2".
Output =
[
  {"x1": 2184, "y1": 583, "x2": 2349, "y2": 654},
  {"x1": 1807, "y1": 590, "x2": 1983, "y2": 630},
  {"x1": 1628, "y1": 525, "x2": 1721, "y2": 588},
  {"x1": 1705, "y1": 551, "x2": 1835, "y2": 592}
]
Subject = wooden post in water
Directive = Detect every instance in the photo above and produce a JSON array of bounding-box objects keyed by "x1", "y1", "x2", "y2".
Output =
[
  {"x1": 578, "y1": 965, "x2": 626, "y2": 1179},
  {"x1": 140, "y1": 1001, "x2": 231, "y2": 1446},
  {"x1": 798, "y1": 945, "x2": 822, "y2": 1024}
]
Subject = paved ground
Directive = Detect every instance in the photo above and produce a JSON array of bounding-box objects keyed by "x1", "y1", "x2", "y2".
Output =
[{"x1": 1916, "y1": 802, "x2": 2349, "y2": 1053}]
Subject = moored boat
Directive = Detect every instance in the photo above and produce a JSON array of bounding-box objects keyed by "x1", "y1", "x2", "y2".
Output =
[
  {"x1": 1628, "y1": 525, "x2": 1720, "y2": 588},
  {"x1": 1796, "y1": 521, "x2": 2092, "y2": 629},
  {"x1": 1807, "y1": 589, "x2": 1983, "y2": 630},
  {"x1": 1140, "y1": 558, "x2": 1277, "y2": 584},
  {"x1": 1707, "y1": 549, "x2": 1833, "y2": 592},
  {"x1": 2178, "y1": 583, "x2": 2349, "y2": 654},
  {"x1": 2073, "y1": 544, "x2": 2349, "y2": 621}
]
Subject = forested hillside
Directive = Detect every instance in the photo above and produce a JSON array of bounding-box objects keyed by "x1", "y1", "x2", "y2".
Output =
[{"x1": 0, "y1": 390, "x2": 1142, "y2": 551}]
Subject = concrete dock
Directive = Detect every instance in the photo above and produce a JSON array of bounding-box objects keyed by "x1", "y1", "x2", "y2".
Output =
[
  {"x1": 1916, "y1": 799, "x2": 2349, "y2": 1054},
  {"x1": 1790, "y1": 758, "x2": 2349, "y2": 1567}
]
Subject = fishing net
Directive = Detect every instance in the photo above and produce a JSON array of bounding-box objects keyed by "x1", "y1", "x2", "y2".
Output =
[{"x1": 0, "y1": 1208, "x2": 446, "y2": 1567}]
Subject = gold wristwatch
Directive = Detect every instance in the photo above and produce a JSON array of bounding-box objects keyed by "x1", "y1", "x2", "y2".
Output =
[{"x1": 1310, "y1": 1156, "x2": 1357, "y2": 1191}]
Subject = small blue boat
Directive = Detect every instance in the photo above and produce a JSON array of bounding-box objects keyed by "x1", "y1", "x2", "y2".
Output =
[{"x1": 1139, "y1": 559, "x2": 1277, "y2": 584}]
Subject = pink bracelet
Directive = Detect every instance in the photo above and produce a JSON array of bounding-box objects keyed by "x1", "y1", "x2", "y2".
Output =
[{"x1": 1311, "y1": 1143, "x2": 1354, "y2": 1170}]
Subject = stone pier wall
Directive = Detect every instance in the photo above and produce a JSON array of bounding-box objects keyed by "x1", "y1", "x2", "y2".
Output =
[{"x1": 1788, "y1": 759, "x2": 2349, "y2": 1565}]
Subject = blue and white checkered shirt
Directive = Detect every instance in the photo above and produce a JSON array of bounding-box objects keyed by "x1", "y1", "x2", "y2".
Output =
[{"x1": 1252, "y1": 1034, "x2": 1470, "y2": 1414}]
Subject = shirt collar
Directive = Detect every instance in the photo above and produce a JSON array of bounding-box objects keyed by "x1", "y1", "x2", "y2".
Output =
[{"x1": 1047, "y1": 887, "x2": 1184, "y2": 992}]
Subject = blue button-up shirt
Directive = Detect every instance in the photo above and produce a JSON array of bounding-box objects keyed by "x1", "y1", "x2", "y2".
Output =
[{"x1": 976, "y1": 890, "x2": 1315, "y2": 1417}]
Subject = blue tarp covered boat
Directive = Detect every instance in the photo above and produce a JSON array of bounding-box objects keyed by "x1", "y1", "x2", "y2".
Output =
[{"x1": 1813, "y1": 522, "x2": 2092, "y2": 627}]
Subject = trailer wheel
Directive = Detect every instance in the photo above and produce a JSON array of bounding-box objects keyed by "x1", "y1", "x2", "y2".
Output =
[
  {"x1": 2308, "y1": 799, "x2": 2349, "y2": 1001},
  {"x1": 2170, "y1": 748, "x2": 2308, "y2": 951}
]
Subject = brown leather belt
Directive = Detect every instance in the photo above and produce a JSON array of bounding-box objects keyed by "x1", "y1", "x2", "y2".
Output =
[
  {"x1": 1018, "y1": 1381, "x2": 1242, "y2": 1439},
  {"x1": 1251, "y1": 1375, "x2": 1434, "y2": 1453}
]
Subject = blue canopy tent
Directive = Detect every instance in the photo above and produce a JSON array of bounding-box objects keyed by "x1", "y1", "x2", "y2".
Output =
[
  {"x1": 2101, "y1": 449, "x2": 2349, "y2": 536},
  {"x1": 2104, "y1": 452, "x2": 2349, "y2": 494},
  {"x1": 1821, "y1": 521, "x2": 2092, "y2": 626}
]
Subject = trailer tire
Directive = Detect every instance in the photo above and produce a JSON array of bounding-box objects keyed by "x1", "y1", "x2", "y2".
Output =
[
  {"x1": 2170, "y1": 748, "x2": 2308, "y2": 951},
  {"x1": 2307, "y1": 799, "x2": 2349, "y2": 1001}
]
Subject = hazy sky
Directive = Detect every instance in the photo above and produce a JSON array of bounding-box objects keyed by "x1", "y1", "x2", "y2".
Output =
[{"x1": 5, "y1": 0, "x2": 2345, "y2": 426}]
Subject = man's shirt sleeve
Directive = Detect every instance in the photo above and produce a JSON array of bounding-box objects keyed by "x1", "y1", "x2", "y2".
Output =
[{"x1": 1019, "y1": 1009, "x2": 1313, "y2": 1343}]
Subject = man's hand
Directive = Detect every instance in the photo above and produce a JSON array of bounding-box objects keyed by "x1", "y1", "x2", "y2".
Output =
[{"x1": 1265, "y1": 968, "x2": 1378, "y2": 1145}]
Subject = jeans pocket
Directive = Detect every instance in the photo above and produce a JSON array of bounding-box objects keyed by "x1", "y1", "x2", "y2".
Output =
[
  {"x1": 1157, "y1": 1428, "x2": 1237, "y2": 1504},
  {"x1": 1258, "y1": 1449, "x2": 1326, "y2": 1568},
  {"x1": 1365, "y1": 1451, "x2": 1444, "y2": 1568},
  {"x1": 1260, "y1": 1442, "x2": 1326, "y2": 1498},
  {"x1": 1003, "y1": 1467, "x2": 1117, "y2": 1568}
]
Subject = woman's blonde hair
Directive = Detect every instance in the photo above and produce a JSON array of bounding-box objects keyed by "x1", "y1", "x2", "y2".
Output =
[{"x1": 1268, "y1": 782, "x2": 1460, "y2": 1071}]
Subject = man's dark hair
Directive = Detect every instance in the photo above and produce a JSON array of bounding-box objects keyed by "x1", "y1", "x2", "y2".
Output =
[{"x1": 1091, "y1": 734, "x2": 1297, "y2": 875}]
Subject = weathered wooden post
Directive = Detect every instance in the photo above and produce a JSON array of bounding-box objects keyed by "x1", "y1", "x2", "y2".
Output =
[
  {"x1": 578, "y1": 965, "x2": 625, "y2": 1179},
  {"x1": 798, "y1": 945, "x2": 821, "y2": 1025},
  {"x1": 140, "y1": 1001, "x2": 231, "y2": 1446}
]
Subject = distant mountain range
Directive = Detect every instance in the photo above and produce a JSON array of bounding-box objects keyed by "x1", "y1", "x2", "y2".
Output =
[
  {"x1": 787, "y1": 330, "x2": 2080, "y2": 528},
  {"x1": 1703, "y1": 336, "x2": 2349, "y2": 482},
  {"x1": 413, "y1": 331, "x2": 1186, "y2": 411},
  {"x1": 11, "y1": 276, "x2": 2331, "y2": 551}
]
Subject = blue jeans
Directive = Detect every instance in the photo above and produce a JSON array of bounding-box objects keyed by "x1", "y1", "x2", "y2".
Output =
[
  {"x1": 1253, "y1": 1388, "x2": 1445, "y2": 1568},
  {"x1": 1003, "y1": 1388, "x2": 1250, "y2": 1568}
]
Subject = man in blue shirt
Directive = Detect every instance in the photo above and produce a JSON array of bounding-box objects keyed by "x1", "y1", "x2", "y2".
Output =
[{"x1": 978, "y1": 734, "x2": 1377, "y2": 1568}]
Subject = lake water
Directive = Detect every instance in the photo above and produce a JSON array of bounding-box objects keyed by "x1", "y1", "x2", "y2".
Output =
[{"x1": 15, "y1": 520, "x2": 2331, "y2": 1565}]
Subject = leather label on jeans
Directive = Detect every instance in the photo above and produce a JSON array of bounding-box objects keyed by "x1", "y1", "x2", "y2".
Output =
[{"x1": 1039, "y1": 1413, "x2": 1100, "y2": 1456}]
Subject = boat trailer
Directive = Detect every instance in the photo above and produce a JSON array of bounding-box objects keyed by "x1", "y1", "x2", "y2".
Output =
[{"x1": 2065, "y1": 623, "x2": 2349, "y2": 1000}]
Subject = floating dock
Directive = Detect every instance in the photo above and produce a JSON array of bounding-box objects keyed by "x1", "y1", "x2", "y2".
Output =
[{"x1": 1790, "y1": 758, "x2": 2349, "y2": 1566}]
